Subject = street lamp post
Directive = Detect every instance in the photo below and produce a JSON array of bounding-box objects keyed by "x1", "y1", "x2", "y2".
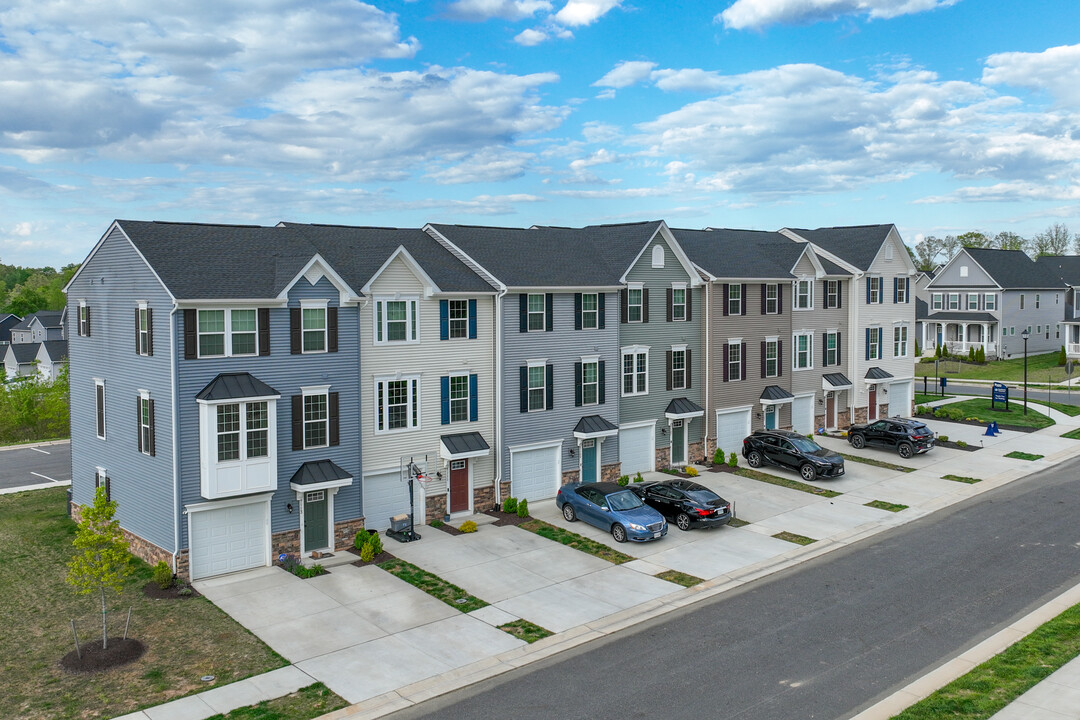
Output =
[{"x1": 1021, "y1": 328, "x2": 1030, "y2": 415}]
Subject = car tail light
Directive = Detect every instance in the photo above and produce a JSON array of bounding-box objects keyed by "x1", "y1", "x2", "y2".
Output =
[{"x1": 696, "y1": 508, "x2": 712, "y2": 517}]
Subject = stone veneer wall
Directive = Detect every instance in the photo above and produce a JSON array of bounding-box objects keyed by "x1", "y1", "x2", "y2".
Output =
[
  {"x1": 272, "y1": 529, "x2": 299, "y2": 558},
  {"x1": 71, "y1": 501, "x2": 172, "y2": 572},
  {"x1": 705, "y1": 437, "x2": 717, "y2": 462},
  {"x1": 879, "y1": 403, "x2": 890, "y2": 418},
  {"x1": 655, "y1": 446, "x2": 671, "y2": 470},
  {"x1": 499, "y1": 480, "x2": 511, "y2": 504},
  {"x1": 334, "y1": 518, "x2": 365, "y2": 553},
  {"x1": 837, "y1": 410, "x2": 852, "y2": 428},
  {"x1": 561, "y1": 469, "x2": 580, "y2": 485},
  {"x1": 814, "y1": 414, "x2": 826, "y2": 431},
  {"x1": 688, "y1": 441, "x2": 705, "y2": 465},
  {"x1": 600, "y1": 463, "x2": 622, "y2": 482},
  {"x1": 853, "y1": 407, "x2": 868, "y2": 424},
  {"x1": 425, "y1": 494, "x2": 447, "y2": 524},
  {"x1": 473, "y1": 485, "x2": 495, "y2": 512}
]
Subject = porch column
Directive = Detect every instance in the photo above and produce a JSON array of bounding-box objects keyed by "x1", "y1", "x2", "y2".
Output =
[
  {"x1": 982, "y1": 323, "x2": 988, "y2": 347},
  {"x1": 962, "y1": 323, "x2": 969, "y2": 344}
]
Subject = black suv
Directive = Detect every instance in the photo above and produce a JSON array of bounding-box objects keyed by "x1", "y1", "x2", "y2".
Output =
[
  {"x1": 847, "y1": 418, "x2": 935, "y2": 458},
  {"x1": 742, "y1": 430, "x2": 845, "y2": 481}
]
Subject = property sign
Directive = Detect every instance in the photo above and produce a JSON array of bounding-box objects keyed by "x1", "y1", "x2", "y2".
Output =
[{"x1": 992, "y1": 381, "x2": 1008, "y2": 410}]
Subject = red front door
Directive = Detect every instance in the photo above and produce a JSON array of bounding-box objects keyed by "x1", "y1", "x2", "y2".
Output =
[
  {"x1": 449, "y1": 460, "x2": 469, "y2": 513},
  {"x1": 868, "y1": 386, "x2": 878, "y2": 420},
  {"x1": 826, "y1": 394, "x2": 835, "y2": 428}
]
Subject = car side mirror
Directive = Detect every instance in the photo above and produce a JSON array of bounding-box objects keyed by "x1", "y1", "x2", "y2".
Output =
[{"x1": 600, "y1": 505, "x2": 610, "y2": 512}]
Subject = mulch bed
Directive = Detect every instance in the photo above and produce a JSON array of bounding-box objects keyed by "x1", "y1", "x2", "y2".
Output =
[
  {"x1": 914, "y1": 412, "x2": 1036, "y2": 434},
  {"x1": 484, "y1": 510, "x2": 532, "y2": 527},
  {"x1": 707, "y1": 464, "x2": 737, "y2": 473},
  {"x1": 432, "y1": 522, "x2": 465, "y2": 536},
  {"x1": 935, "y1": 439, "x2": 981, "y2": 452},
  {"x1": 347, "y1": 547, "x2": 397, "y2": 567},
  {"x1": 60, "y1": 638, "x2": 146, "y2": 673},
  {"x1": 142, "y1": 581, "x2": 200, "y2": 600}
]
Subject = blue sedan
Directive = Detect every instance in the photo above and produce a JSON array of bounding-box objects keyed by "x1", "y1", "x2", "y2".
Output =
[{"x1": 556, "y1": 482, "x2": 668, "y2": 543}]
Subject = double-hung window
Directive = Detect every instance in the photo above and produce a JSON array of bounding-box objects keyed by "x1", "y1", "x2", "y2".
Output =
[
  {"x1": 793, "y1": 333, "x2": 812, "y2": 370},
  {"x1": 932, "y1": 293, "x2": 943, "y2": 310},
  {"x1": 1036, "y1": 294, "x2": 1041, "y2": 309},
  {"x1": 868, "y1": 328, "x2": 882, "y2": 359},
  {"x1": 216, "y1": 401, "x2": 269, "y2": 461},
  {"x1": 967, "y1": 293, "x2": 979, "y2": 310},
  {"x1": 376, "y1": 298, "x2": 418, "y2": 343},
  {"x1": 764, "y1": 284, "x2": 778, "y2": 314},
  {"x1": 627, "y1": 288, "x2": 643, "y2": 323},
  {"x1": 622, "y1": 348, "x2": 648, "y2": 395},
  {"x1": 727, "y1": 285, "x2": 741, "y2": 315},
  {"x1": 528, "y1": 365, "x2": 547, "y2": 410},
  {"x1": 948, "y1": 293, "x2": 960, "y2": 311},
  {"x1": 94, "y1": 379, "x2": 106, "y2": 439},
  {"x1": 868, "y1": 277, "x2": 882, "y2": 304},
  {"x1": 527, "y1": 294, "x2": 546, "y2": 331},
  {"x1": 895, "y1": 278, "x2": 907, "y2": 303},
  {"x1": 764, "y1": 340, "x2": 778, "y2": 378},
  {"x1": 985, "y1": 293, "x2": 996, "y2": 311},
  {"x1": 195, "y1": 309, "x2": 260, "y2": 357},
  {"x1": 581, "y1": 294, "x2": 599, "y2": 329},
  {"x1": 376, "y1": 377, "x2": 419, "y2": 432},
  {"x1": 137, "y1": 392, "x2": 154, "y2": 456},
  {"x1": 825, "y1": 332, "x2": 838, "y2": 366},
  {"x1": 582, "y1": 360, "x2": 600, "y2": 404},
  {"x1": 672, "y1": 287, "x2": 687, "y2": 321},
  {"x1": 137, "y1": 303, "x2": 151, "y2": 355},
  {"x1": 794, "y1": 280, "x2": 813, "y2": 310},
  {"x1": 894, "y1": 325, "x2": 908, "y2": 357},
  {"x1": 671, "y1": 348, "x2": 686, "y2": 390},
  {"x1": 449, "y1": 375, "x2": 469, "y2": 422},
  {"x1": 304, "y1": 392, "x2": 329, "y2": 447},
  {"x1": 825, "y1": 280, "x2": 840, "y2": 308},
  {"x1": 447, "y1": 300, "x2": 468, "y2": 339},
  {"x1": 78, "y1": 300, "x2": 90, "y2": 337},
  {"x1": 1020, "y1": 294, "x2": 1026, "y2": 310},
  {"x1": 302, "y1": 306, "x2": 327, "y2": 352},
  {"x1": 727, "y1": 341, "x2": 742, "y2": 381},
  {"x1": 199, "y1": 310, "x2": 227, "y2": 356}
]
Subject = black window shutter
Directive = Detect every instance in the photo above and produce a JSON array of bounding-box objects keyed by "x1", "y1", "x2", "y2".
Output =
[
  {"x1": 290, "y1": 308, "x2": 301, "y2": 354},
  {"x1": 519, "y1": 294, "x2": 528, "y2": 332},
  {"x1": 440, "y1": 300, "x2": 449, "y2": 340},
  {"x1": 620, "y1": 289, "x2": 628, "y2": 324},
  {"x1": 104, "y1": 475, "x2": 111, "y2": 502},
  {"x1": 96, "y1": 384, "x2": 105, "y2": 437},
  {"x1": 575, "y1": 362, "x2": 583, "y2": 407},
  {"x1": 893, "y1": 277, "x2": 898, "y2": 304},
  {"x1": 469, "y1": 374, "x2": 478, "y2": 422},
  {"x1": 184, "y1": 309, "x2": 197, "y2": 359},
  {"x1": 778, "y1": 284, "x2": 784, "y2": 314},
  {"x1": 148, "y1": 399, "x2": 156, "y2": 457},
  {"x1": 686, "y1": 289, "x2": 693, "y2": 321},
  {"x1": 258, "y1": 308, "x2": 270, "y2": 356},
  {"x1": 147, "y1": 308, "x2": 154, "y2": 356},
  {"x1": 329, "y1": 392, "x2": 340, "y2": 446},
  {"x1": 822, "y1": 332, "x2": 828, "y2": 366},
  {"x1": 837, "y1": 332, "x2": 842, "y2": 359},
  {"x1": 292, "y1": 395, "x2": 303, "y2": 450},
  {"x1": 761, "y1": 284, "x2": 767, "y2": 314},
  {"x1": 598, "y1": 361, "x2": 606, "y2": 403},
  {"x1": 135, "y1": 308, "x2": 140, "y2": 355},
  {"x1": 666, "y1": 350, "x2": 673, "y2": 390},
  {"x1": 468, "y1": 299, "x2": 477, "y2": 338},
  {"x1": 598, "y1": 293, "x2": 606, "y2": 329},
  {"x1": 574, "y1": 293, "x2": 582, "y2": 330},
  {"x1": 519, "y1": 367, "x2": 528, "y2": 413},
  {"x1": 741, "y1": 284, "x2": 748, "y2": 315},
  {"x1": 546, "y1": 364, "x2": 554, "y2": 409},
  {"x1": 86, "y1": 305, "x2": 92, "y2": 336},
  {"x1": 836, "y1": 283, "x2": 842, "y2": 309},
  {"x1": 722, "y1": 344, "x2": 729, "y2": 382},
  {"x1": 327, "y1": 307, "x2": 338, "y2": 352},
  {"x1": 741, "y1": 342, "x2": 747, "y2": 380},
  {"x1": 722, "y1": 284, "x2": 729, "y2": 316},
  {"x1": 686, "y1": 349, "x2": 692, "y2": 388},
  {"x1": 666, "y1": 288, "x2": 673, "y2": 322},
  {"x1": 778, "y1": 341, "x2": 783, "y2": 377},
  {"x1": 761, "y1": 341, "x2": 767, "y2": 378},
  {"x1": 136, "y1": 397, "x2": 143, "y2": 454},
  {"x1": 642, "y1": 289, "x2": 649, "y2": 323},
  {"x1": 545, "y1": 293, "x2": 553, "y2": 332}
]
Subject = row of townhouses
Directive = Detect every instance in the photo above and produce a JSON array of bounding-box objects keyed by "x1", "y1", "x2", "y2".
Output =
[
  {"x1": 2, "y1": 309, "x2": 68, "y2": 381},
  {"x1": 66, "y1": 219, "x2": 917, "y2": 581}
]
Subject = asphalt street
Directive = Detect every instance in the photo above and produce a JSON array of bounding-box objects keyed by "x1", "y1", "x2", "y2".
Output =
[
  {"x1": 0, "y1": 442, "x2": 71, "y2": 490},
  {"x1": 914, "y1": 377, "x2": 1080, "y2": 407},
  {"x1": 387, "y1": 458, "x2": 1080, "y2": 720}
]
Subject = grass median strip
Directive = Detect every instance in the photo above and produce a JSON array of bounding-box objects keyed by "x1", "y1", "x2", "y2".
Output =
[
  {"x1": 655, "y1": 570, "x2": 704, "y2": 587},
  {"x1": 1061, "y1": 427, "x2": 1080, "y2": 439},
  {"x1": 1005, "y1": 451, "x2": 1045, "y2": 461},
  {"x1": 890, "y1": 601, "x2": 1080, "y2": 720},
  {"x1": 377, "y1": 558, "x2": 488, "y2": 612},
  {"x1": 915, "y1": 393, "x2": 953, "y2": 405},
  {"x1": 840, "y1": 453, "x2": 916, "y2": 473},
  {"x1": 942, "y1": 474, "x2": 983, "y2": 484},
  {"x1": 205, "y1": 683, "x2": 346, "y2": 720},
  {"x1": 498, "y1": 619, "x2": 553, "y2": 644},
  {"x1": 519, "y1": 519, "x2": 634, "y2": 564},
  {"x1": 773, "y1": 531, "x2": 816, "y2": 546},
  {"x1": 734, "y1": 467, "x2": 842, "y2": 498},
  {"x1": 728, "y1": 517, "x2": 751, "y2": 528},
  {"x1": 926, "y1": 398, "x2": 1054, "y2": 430},
  {"x1": 865, "y1": 500, "x2": 909, "y2": 512}
]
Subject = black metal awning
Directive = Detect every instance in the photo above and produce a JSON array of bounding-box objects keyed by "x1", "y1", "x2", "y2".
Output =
[
  {"x1": 196, "y1": 372, "x2": 280, "y2": 401},
  {"x1": 440, "y1": 431, "x2": 491, "y2": 459},
  {"x1": 573, "y1": 415, "x2": 619, "y2": 438},
  {"x1": 288, "y1": 459, "x2": 353, "y2": 491},
  {"x1": 665, "y1": 397, "x2": 705, "y2": 418}
]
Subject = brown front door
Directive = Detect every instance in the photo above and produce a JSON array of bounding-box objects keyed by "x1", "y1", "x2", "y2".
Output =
[
  {"x1": 826, "y1": 394, "x2": 835, "y2": 428},
  {"x1": 868, "y1": 386, "x2": 878, "y2": 420},
  {"x1": 449, "y1": 460, "x2": 469, "y2": 513}
]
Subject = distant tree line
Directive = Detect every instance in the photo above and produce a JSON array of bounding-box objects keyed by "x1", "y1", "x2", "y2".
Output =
[
  {"x1": 910, "y1": 223, "x2": 1077, "y2": 272},
  {"x1": 1, "y1": 262, "x2": 79, "y2": 317}
]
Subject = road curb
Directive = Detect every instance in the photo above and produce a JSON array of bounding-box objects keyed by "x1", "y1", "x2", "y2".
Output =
[{"x1": 0, "y1": 438, "x2": 70, "y2": 452}]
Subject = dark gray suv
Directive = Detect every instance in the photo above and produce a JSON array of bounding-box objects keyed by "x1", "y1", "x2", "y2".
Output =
[{"x1": 742, "y1": 429, "x2": 845, "y2": 481}]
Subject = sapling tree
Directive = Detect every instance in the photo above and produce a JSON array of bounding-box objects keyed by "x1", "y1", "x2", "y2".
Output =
[{"x1": 66, "y1": 485, "x2": 132, "y2": 649}]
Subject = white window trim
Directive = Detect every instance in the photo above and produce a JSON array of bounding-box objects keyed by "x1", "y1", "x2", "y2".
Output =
[
  {"x1": 671, "y1": 282, "x2": 687, "y2": 322},
  {"x1": 869, "y1": 276, "x2": 882, "y2": 304},
  {"x1": 967, "y1": 293, "x2": 979, "y2": 310},
  {"x1": 651, "y1": 245, "x2": 665, "y2": 268},
  {"x1": 869, "y1": 327, "x2": 882, "y2": 360},
  {"x1": 932, "y1": 293, "x2": 943, "y2": 310},
  {"x1": 727, "y1": 339, "x2": 743, "y2": 382},
  {"x1": 195, "y1": 308, "x2": 261, "y2": 359},
  {"x1": 447, "y1": 299, "x2": 469, "y2": 339},
  {"x1": 894, "y1": 324, "x2": 909, "y2": 358},
  {"x1": 78, "y1": 299, "x2": 88, "y2": 337},
  {"x1": 670, "y1": 346, "x2": 688, "y2": 390},
  {"x1": 447, "y1": 372, "x2": 471, "y2": 423},
  {"x1": 138, "y1": 390, "x2": 152, "y2": 456},
  {"x1": 826, "y1": 280, "x2": 840, "y2": 308},
  {"x1": 895, "y1": 278, "x2": 907, "y2": 304},
  {"x1": 985, "y1": 293, "x2": 996, "y2": 310},
  {"x1": 948, "y1": 293, "x2": 960, "y2": 311},
  {"x1": 727, "y1": 283, "x2": 742, "y2": 316},
  {"x1": 374, "y1": 295, "x2": 419, "y2": 345},
  {"x1": 374, "y1": 374, "x2": 422, "y2": 434},
  {"x1": 197, "y1": 395, "x2": 279, "y2": 501},
  {"x1": 581, "y1": 358, "x2": 601, "y2": 405},
  {"x1": 764, "y1": 338, "x2": 779, "y2": 379},
  {"x1": 764, "y1": 283, "x2": 779, "y2": 314},
  {"x1": 94, "y1": 378, "x2": 106, "y2": 440},
  {"x1": 300, "y1": 384, "x2": 331, "y2": 448},
  {"x1": 526, "y1": 363, "x2": 547, "y2": 412},
  {"x1": 627, "y1": 283, "x2": 644, "y2": 324},
  {"x1": 825, "y1": 331, "x2": 839, "y2": 367},
  {"x1": 580, "y1": 292, "x2": 599, "y2": 330},
  {"x1": 526, "y1": 293, "x2": 547, "y2": 332},
  {"x1": 794, "y1": 278, "x2": 814, "y2": 310},
  {"x1": 621, "y1": 345, "x2": 650, "y2": 397},
  {"x1": 792, "y1": 332, "x2": 814, "y2": 371},
  {"x1": 214, "y1": 398, "x2": 272, "y2": 463}
]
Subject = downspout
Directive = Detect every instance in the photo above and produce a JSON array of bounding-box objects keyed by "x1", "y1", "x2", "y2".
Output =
[
  {"x1": 493, "y1": 288, "x2": 507, "y2": 503},
  {"x1": 703, "y1": 282, "x2": 710, "y2": 461},
  {"x1": 170, "y1": 303, "x2": 181, "y2": 574},
  {"x1": 849, "y1": 274, "x2": 861, "y2": 424},
  {"x1": 358, "y1": 297, "x2": 369, "y2": 523}
]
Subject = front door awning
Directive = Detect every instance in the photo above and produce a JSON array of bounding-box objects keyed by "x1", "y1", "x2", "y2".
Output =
[
  {"x1": 822, "y1": 372, "x2": 853, "y2": 391},
  {"x1": 864, "y1": 367, "x2": 894, "y2": 384},
  {"x1": 289, "y1": 460, "x2": 353, "y2": 492},
  {"x1": 439, "y1": 431, "x2": 491, "y2": 460},
  {"x1": 759, "y1": 385, "x2": 795, "y2": 406},
  {"x1": 574, "y1": 415, "x2": 619, "y2": 439},
  {"x1": 665, "y1": 397, "x2": 705, "y2": 419}
]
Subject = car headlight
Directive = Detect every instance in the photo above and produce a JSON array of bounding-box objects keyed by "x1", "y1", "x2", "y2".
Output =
[{"x1": 628, "y1": 523, "x2": 646, "y2": 531}]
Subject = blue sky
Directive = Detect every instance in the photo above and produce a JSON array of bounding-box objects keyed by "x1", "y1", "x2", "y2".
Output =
[{"x1": 2, "y1": 0, "x2": 1079, "y2": 266}]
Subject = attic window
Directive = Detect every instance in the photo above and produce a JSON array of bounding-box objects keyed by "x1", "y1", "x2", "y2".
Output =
[
  {"x1": 960, "y1": 266, "x2": 968, "y2": 277},
  {"x1": 652, "y1": 245, "x2": 665, "y2": 268},
  {"x1": 884, "y1": 244, "x2": 894, "y2": 260}
]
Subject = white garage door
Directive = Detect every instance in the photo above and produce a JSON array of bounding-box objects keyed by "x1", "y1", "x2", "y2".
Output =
[
  {"x1": 792, "y1": 395, "x2": 815, "y2": 435},
  {"x1": 511, "y1": 446, "x2": 560, "y2": 501},
  {"x1": 189, "y1": 501, "x2": 269, "y2": 580},
  {"x1": 890, "y1": 380, "x2": 913, "y2": 418},
  {"x1": 618, "y1": 425, "x2": 654, "y2": 476},
  {"x1": 715, "y1": 408, "x2": 751, "y2": 457},
  {"x1": 364, "y1": 469, "x2": 412, "y2": 533}
]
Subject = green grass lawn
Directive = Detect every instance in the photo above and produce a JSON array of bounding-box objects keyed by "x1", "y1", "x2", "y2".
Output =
[
  {"x1": 915, "y1": 393, "x2": 953, "y2": 405},
  {"x1": 377, "y1": 558, "x2": 488, "y2": 612},
  {"x1": 1005, "y1": 451, "x2": 1045, "y2": 461},
  {"x1": 0, "y1": 488, "x2": 287, "y2": 720},
  {"x1": 1061, "y1": 428, "x2": 1080, "y2": 439},
  {"x1": 519, "y1": 518, "x2": 635, "y2": 564},
  {"x1": 918, "y1": 352, "x2": 1068, "y2": 383},
  {"x1": 655, "y1": 570, "x2": 705, "y2": 587},
  {"x1": 926, "y1": 397, "x2": 1054, "y2": 430},
  {"x1": 773, "y1": 531, "x2": 816, "y2": 545},
  {"x1": 734, "y1": 467, "x2": 842, "y2": 498},
  {"x1": 205, "y1": 683, "x2": 346, "y2": 720},
  {"x1": 497, "y1": 619, "x2": 553, "y2": 644},
  {"x1": 1026, "y1": 399, "x2": 1080, "y2": 417},
  {"x1": 865, "y1": 500, "x2": 909, "y2": 512},
  {"x1": 840, "y1": 453, "x2": 916, "y2": 473}
]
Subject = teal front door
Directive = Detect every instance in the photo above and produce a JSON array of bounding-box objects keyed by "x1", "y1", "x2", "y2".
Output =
[
  {"x1": 304, "y1": 490, "x2": 329, "y2": 551},
  {"x1": 581, "y1": 439, "x2": 597, "y2": 483},
  {"x1": 672, "y1": 420, "x2": 685, "y2": 464},
  {"x1": 765, "y1": 406, "x2": 777, "y2": 430}
]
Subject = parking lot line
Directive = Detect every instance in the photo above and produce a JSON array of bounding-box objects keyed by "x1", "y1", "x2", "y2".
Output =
[
  {"x1": 30, "y1": 472, "x2": 59, "y2": 483},
  {"x1": 29, "y1": 447, "x2": 50, "y2": 454}
]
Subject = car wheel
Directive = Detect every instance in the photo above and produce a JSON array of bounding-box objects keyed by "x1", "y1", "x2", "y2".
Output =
[
  {"x1": 562, "y1": 503, "x2": 577, "y2": 522},
  {"x1": 851, "y1": 434, "x2": 866, "y2": 449},
  {"x1": 800, "y1": 463, "x2": 817, "y2": 482},
  {"x1": 747, "y1": 450, "x2": 763, "y2": 468},
  {"x1": 611, "y1": 524, "x2": 628, "y2": 543},
  {"x1": 897, "y1": 442, "x2": 913, "y2": 459},
  {"x1": 675, "y1": 513, "x2": 692, "y2": 531}
]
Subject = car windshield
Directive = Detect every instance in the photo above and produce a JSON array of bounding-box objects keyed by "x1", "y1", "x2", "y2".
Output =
[
  {"x1": 685, "y1": 488, "x2": 721, "y2": 504},
  {"x1": 789, "y1": 437, "x2": 822, "y2": 453},
  {"x1": 607, "y1": 490, "x2": 644, "y2": 511}
]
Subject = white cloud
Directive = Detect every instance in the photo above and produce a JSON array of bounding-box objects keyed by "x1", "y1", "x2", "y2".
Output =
[
  {"x1": 554, "y1": 0, "x2": 622, "y2": 26},
  {"x1": 651, "y1": 68, "x2": 727, "y2": 92},
  {"x1": 593, "y1": 60, "x2": 657, "y2": 88},
  {"x1": 569, "y1": 148, "x2": 619, "y2": 170},
  {"x1": 425, "y1": 148, "x2": 535, "y2": 184},
  {"x1": 982, "y1": 43, "x2": 1080, "y2": 108},
  {"x1": 916, "y1": 182, "x2": 1080, "y2": 204},
  {"x1": 582, "y1": 122, "x2": 622, "y2": 143},
  {"x1": 514, "y1": 27, "x2": 549, "y2": 45},
  {"x1": 446, "y1": 0, "x2": 553, "y2": 21},
  {"x1": 718, "y1": 0, "x2": 960, "y2": 31}
]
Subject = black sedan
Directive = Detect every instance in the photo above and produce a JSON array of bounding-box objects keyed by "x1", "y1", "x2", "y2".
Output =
[
  {"x1": 848, "y1": 418, "x2": 935, "y2": 458},
  {"x1": 630, "y1": 479, "x2": 735, "y2": 531},
  {"x1": 742, "y1": 429, "x2": 845, "y2": 481}
]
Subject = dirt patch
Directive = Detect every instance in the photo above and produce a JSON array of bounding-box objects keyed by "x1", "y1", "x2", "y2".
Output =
[
  {"x1": 60, "y1": 638, "x2": 146, "y2": 674},
  {"x1": 935, "y1": 439, "x2": 981, "y2": 452},
  {"x1": 142, "y1": 581, "x2": 200, "y2": 600},
  {"x1": 484, "y1": 510, "x2": 532, "y2": 527},
  {"x1": 432, "y1": 522, "x2": 464, "y2": 536}
]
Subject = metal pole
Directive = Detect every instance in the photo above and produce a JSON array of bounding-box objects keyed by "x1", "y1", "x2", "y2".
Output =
[
  {"x1": 123, "y1": 607, "x2": 132, "y2": 640},
  {"x1": 1024, "y1": 336, "x2": 1028, "y2": 415},
  {"x1": 70, "y1": 619, "x2": 81, "y2": 660}
]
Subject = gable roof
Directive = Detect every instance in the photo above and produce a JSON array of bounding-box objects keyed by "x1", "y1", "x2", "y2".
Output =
[
  {"x1": 783, "y1": 224, "x2": 896, "y2": 271},
  {"x1": 961, "y1": 248, "x2": 1066, "y2": 290},
  {"x1": 6, "y1": 343, "x2": 38, "y2": 363},
  {"x1": 673, "y1": 228, "x2": 811, "y2": 279},
  {"x1": 25, "y1": 310, "x2": 64, "y2": 329},
  {"x1": 1034, "y1": 255, "x2": 1080, "y2": 287},
  {"x1": 39, "y1": 340, "x2": 68, "y2": 363},
  {"x1": 0, "y1": 314, "x2": 22, "y2": 342}
]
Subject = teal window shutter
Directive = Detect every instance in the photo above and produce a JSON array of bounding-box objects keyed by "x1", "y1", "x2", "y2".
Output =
[
  {"x1": 469, "y1": 374, "x2": 478, "y2": 421},
  {"x1": 468, "y1": 299, "x2": 477, "y2": 339},
  {"x1": 440, "y1": 376, "x2": 450, "y2": 424},
  {"x1": 439, "y1": 300, "x2": 449, "y2": 340}
]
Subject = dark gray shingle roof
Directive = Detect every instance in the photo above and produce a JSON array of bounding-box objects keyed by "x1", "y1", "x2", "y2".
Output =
[
  {"x1": 40, "y1": 340, "x2": 68, "y2": 362},
  {"x1": 823, "y1": 373, "x2": 853, "y2": 388},
  {"x1": 786, "y1": 225, "x2": 896, "y2": 271},
  {"x1": 921, "y1": 311, "x2": 997, "y2": 323},
  {"x1": 673, "y1": 228, "x2": 810, "y2": 279},
  {"x1": 290, "y1": 460, "x2": 352, "y2": 486},
  {"x1": 7, "y1": 343, "x2": 38, "y2": 363},
  {"x1": 195, "y1": 372, "x2": 280, "y2": 401},
  {"x1": 1034, "y1": 255, "x2": 1080, "y2": 286},
  {"x1": 916, "y1": 297, "x2": 928, "y2": 320},
  {"x1": 965, "y1": 248, "x2": 1066, "y2": 290}
]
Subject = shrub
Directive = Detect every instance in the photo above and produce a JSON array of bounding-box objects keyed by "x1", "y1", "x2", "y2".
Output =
[
  {"x1": 502, "y1": 497, "x2": 518, "y2": 515},
  {"x1": 939, "y1": 435, "x2": 949, "y2": 442},
  {"x1": 430, "y1": 519, "x2": 444, "y2": 528},
  {"x1": 919, "y1": 356, "x2": 936, "y2": 363},
  {"x1": 1060, "y1": 345, "x2": 1068, "y2": 366},
  {"x1": 713, "y1": 448, "x2": 725, "y2": 464},
  {"x1": 935, "y1": 344, "x2": 942, "y2": 358},
  {"x1": 934, "y1": 408, "x2": 946, "y2": 418},
  {"x1": 177, "y1": 586, "x2": 193, "y2": 596},
  {"x1": 977, "y1": 346, "x2": 986, "y2": 363},
  {"x1": 633, "y1": 472, "x2": 644, "y2": 483},
  {"x1": 617, "y1": 476, "x2": 629, "y2": 486},
  {"x1": 915, "y1": 340, "x2": 921, "y2": 356},
  {"x1": 152, "y1": 560, "x2": 174, "y2": 590},
  {"x1": 956, "y1": 440, "x2": 968, "y2": 448},
  {"x1": 354, "y1": 531, "x2": 368, "y2": 550},
  {"x1": 517, "y1": 498, "x2": 530, "y2": 518},
  {"x1": 727, "y1": 451, "x2": 738, "y2": 467},
  {"x1": 968, "y1": 346, "x2": 975, "y2": 362},
  {"x1": 360, "y1": 542, "x2": 374, "y2": 562},
  {"x1": 684, "y1": 466, "x2": 698, "y2": 477},
  {"x1": 460, "y1": 520, "x2": 479, "y2": 533},
  {"x1": 366, "y1": 530, "x2": 383, "y2": 556}
]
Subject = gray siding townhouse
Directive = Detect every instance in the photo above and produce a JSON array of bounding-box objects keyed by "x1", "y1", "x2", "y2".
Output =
[
  {"x1": 0, "y1": 313, "x2": 21, "y2": 346},
  {"x1": 67, "y1": 220, "x2": 370, "y2": 581},
  {"x1": 3, "y1": 309, "x2": 68, "y2": 380},
  {"x1": 677, "y1": 229, "x2": 853, "y2": 461},
  {"x1": 8, "y1": 309, "x2": 65, "y2": 344},
  {"x1": 924, "y1": 248, "x2": 1066, "y2": 360},
  {"x1": 1033, "y1": 255, "x2": 1080, "y2": 361},
  {"x1": 782, "y1": 225, "x2": 917, "y2": 422},
  {"x1": 426, "y1": 223, "x2": 623, "y2": 504}
]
